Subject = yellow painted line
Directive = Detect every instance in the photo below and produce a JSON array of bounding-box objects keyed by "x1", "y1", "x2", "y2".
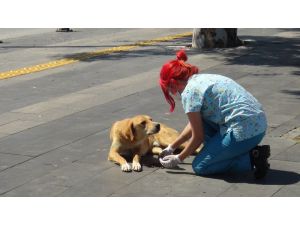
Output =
[{"x1": 0, "y1": 32, "x2": 192, "y2": 80}]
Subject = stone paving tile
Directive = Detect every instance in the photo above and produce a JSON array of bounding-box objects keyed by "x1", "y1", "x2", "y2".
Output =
[
  {"x1": 110, "y1": 157, "x2": 232, "y2": 197},
  {"x1": 0, "y1": 86, "x2": 182, "y2": 196},
  {"x1": 219, "y1": 159, "x2": 300, "y2": 196},
  {"x1": 111, "y1": 170, "x2": 232, "y2": 197},
  {"x1": 58, "y1": 165, "x2": 158, "y2": 197},
  {"x1": 219, "y1": 182, "x2": 281, "y2": 197},
  {"x1": 0, "y1": 132, "x2": 9, "y2": 139},
  {"x1": 0, "y1": 130, "x2": 107, "y2": 195},
  {"x1": 282, "y1": 127, "x2": 300, "y2": 143},
  {"x1": 0, "y1": 115, "x2": 110, "y2": 156},
  {"x1": 268, "y1": 115, "x2": 300, "y2": 138},
  {"x1": 0, "y1": 120, "x2": 44, "y2": 135},
  {"x1": 10, "y1": 108, "x2": 90, "y2": 124},
  {"x1": 265, "y1": 114, "x2": 296, "y2": 129},
  {"x1": 270, "y1": 159, "x2": 300, "y2": 173},
  {"x1": 3, "y1": 161, "x2": 113, "y2": 197},
  {"x1": 272, "y1": 144, "x2": 300, "y2": 163},
  {"x1": 0, "y1": 67, "x2": 165, "y2": 137},
  {"x1": 12, "y1": 100, "x2": 65, "y2": 114},
  {"x1": 0, "y1": 159, "x2": 65, "y2": 195},
  {"x1": 3, "y1": 180, "x2": 70, "y2": 197},
  {"x1": 0, "y1": 112, "x2": 19, "y2": 126},
  {"x1": 260, "y1": 136, "x2": 296, "y2": 159},
  {"x1": 0, "y1": 153, "x2": 32, "y2": 172},
  {"x1": 268, "y1": 102, "x2": 300, "y2": 118},
  {"x1": 236, "y1": 74, "x2": 299, "y2": 99},
  {"x1": 273, "y1": 184, "x2": 300, "y2": 197}
]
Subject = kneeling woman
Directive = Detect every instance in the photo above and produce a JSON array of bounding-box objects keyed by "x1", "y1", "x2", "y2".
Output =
[{"x1": 159, "y1": 50, "x2": 270, "y2": 179}]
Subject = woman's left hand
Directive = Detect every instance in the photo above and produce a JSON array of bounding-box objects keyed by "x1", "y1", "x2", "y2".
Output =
[{"x1": 159, "y1": 154, "x2": 182, "y2": 168}]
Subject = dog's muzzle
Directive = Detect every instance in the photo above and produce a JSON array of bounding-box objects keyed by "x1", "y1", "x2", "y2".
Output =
[{"x1": 147, "y1": 123, "x2": 160, "y2": 134}]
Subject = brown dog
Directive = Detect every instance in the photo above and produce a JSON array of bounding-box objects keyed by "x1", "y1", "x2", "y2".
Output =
[{"x1": 108, "y1": 115, "x2": 186, "y2": 172}]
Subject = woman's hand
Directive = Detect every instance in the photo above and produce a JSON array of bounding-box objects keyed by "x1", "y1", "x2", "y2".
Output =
[
  {"x1": 159, "y1": 144, "x2": 175, "y2": 158},
  {"x1": 159, "y1": 154, "x2": 182, "y2": 168}
]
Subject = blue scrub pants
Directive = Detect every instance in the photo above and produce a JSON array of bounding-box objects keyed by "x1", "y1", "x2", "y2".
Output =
[{"x1": 192, "y1": 121, "x2": 265, "y2": 176}]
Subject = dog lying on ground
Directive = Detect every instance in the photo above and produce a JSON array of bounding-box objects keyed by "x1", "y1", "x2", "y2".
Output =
[{"x1": 108, "y1": 115, "x2": 187, "y2": 172}]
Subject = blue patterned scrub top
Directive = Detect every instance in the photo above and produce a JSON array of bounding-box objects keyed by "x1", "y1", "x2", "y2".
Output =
[{"x1": 181, "y1": 74, "x2": 267, "y2": 141}]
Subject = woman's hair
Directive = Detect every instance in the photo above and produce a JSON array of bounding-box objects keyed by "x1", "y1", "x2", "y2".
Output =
[{"x1": 159, "y1": 49, "x2": 199, "y2": 112}]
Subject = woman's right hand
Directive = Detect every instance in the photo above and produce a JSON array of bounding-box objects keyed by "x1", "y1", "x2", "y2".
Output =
[{"x1": 159, "y1": 144, "x2": 175, "y2": 158}]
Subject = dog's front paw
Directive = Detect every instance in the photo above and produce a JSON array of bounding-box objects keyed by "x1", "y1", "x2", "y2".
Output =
[
  {"x1": 132, "y1": 162, "x2": 142, "y2": 172},
  {"x1": 121, "y1": 163, "x2": 132, "y2": 172}
]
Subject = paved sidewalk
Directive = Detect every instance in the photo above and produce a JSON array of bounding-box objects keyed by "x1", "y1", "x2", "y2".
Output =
[{"x1": 0, "y1": 29, "x2": 299, "y2": 196}]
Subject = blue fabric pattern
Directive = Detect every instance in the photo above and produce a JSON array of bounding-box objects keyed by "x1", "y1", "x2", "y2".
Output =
[{"x1": 181, "y1": 74, "x2": 267, "y2": 141}]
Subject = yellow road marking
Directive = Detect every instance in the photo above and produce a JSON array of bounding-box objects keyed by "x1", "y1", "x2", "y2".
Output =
[{"x1": 0, "y1": 32, "x2": 192, "y2": 80}]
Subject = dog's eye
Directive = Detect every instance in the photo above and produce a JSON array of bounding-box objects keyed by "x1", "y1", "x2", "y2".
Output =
[{"x1": 140, "y1": 121, "x2": 146, "y2": 127}]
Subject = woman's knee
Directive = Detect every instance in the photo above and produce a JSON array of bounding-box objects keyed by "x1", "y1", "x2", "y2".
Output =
[{"x1": 192, "y1": 160, "x2": 209, "y2": 175}]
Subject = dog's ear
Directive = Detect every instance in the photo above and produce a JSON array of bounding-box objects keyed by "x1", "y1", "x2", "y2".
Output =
[{"x1": 123, "y1": 120, "x2": 135, "y2": 142}]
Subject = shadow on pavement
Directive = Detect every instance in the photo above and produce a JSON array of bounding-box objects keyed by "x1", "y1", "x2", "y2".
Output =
[
  {"x1": 50, "y1": 29, "x2": 300, "y2": 77},
  {"x1": 280, "y1": 89, "x2": 300, "y2": 98},
  {"x1": 166, "y1": 168, "x2": 300, "y2": 185},
  {"x1": 50, "y1": 36, "x2": 193, "y2": 62},
  {"x1": 140, "y1": 153, "x2": 300, "y2": 186}
]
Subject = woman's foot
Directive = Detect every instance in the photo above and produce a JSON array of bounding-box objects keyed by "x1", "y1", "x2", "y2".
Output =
[{"x1": 251, "y1": 145, "x2": 271, "y2": 179}]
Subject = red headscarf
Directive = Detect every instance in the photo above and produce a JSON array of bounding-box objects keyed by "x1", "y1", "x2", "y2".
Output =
[{"x1": 159, "y1": 49, "x2": 199, "y2": 112}]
